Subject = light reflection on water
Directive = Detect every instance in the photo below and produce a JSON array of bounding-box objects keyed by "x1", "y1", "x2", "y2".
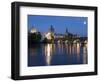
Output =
[
  {"x1": 28, "y1": 43, "x2": 87, "y2": 66},
  {"x1": 45, "y1": 44, "x2": 53, "y2": 65}
]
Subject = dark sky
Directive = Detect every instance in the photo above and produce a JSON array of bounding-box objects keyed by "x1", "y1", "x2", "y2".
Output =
[{"x1": 28, "y1": 15, "x2": 87, "y2": 37}]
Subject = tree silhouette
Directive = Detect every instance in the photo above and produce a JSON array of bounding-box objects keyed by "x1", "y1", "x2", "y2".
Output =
[{"x1": 28, "y1": 32, "x2": 42, "y2": 43}]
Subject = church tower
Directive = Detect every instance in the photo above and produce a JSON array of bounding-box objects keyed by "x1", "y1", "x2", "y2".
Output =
[
  {"x1": 65, "y1": 28, "x2": 69, "y2": 35},
  {"x1": 49, "y1": 25, "x2": 55, "y2": 33}
]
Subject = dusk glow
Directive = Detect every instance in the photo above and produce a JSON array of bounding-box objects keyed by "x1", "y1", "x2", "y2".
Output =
[
  {"x1": 28, "y1": 15, "x2": 88, "y2": 37},
  {"x1": 28, "y1": 15, "x2": 88, "y2": 67}
]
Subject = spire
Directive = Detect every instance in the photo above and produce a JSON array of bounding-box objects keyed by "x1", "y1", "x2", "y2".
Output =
[
  {"x1": 66, "y1": 28, "x2": 68, "y2": 33},
  {"x1": 49, "y1": 25, "x2": 55, "y2": 33}
]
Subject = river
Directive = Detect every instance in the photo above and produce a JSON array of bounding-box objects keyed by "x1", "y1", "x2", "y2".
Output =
[{"x1": 28, "y1": 43, "x2": 87, "y2": 66}]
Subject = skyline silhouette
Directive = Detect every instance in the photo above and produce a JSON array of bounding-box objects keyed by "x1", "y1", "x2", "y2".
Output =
[{"x1": 28, "y1": 15, "x2": 88, "y2": 37}]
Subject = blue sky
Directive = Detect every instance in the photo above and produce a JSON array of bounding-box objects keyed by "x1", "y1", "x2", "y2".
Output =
[{"x1": 28, "y1": 15, "x2": 87, "y2": 37}]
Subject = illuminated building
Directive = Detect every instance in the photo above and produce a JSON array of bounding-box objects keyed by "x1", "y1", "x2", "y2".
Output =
[{"x1": 30, "y1": 27, "x2": 37, "y2": 33}]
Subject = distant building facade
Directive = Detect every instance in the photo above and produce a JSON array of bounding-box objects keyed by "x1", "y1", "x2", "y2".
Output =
[{"x1": 28, "y1": 26, "x2": 86, "y2": 44}]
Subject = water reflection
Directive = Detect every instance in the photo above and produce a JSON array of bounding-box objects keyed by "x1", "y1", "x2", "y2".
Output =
[
  {"x1": 83, "y1": 45, "x2": 87, "y2": 64},
  {"x1": 76, "y1": 43, "x2": 80, "y2": 55},
  {"x1": 44, "y1": 44, "x2": 53, "y2": 65},
  {"x1": 28, "y1": 43, "x2": 88, "y2": 66}
]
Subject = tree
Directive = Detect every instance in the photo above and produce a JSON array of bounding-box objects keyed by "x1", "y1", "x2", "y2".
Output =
[
  {"x1": 42, "y1": 37, "x2": 48, "y2": 43},
  {"x1": 28, "y1": 32, "x2": 42, "y2": 43}
]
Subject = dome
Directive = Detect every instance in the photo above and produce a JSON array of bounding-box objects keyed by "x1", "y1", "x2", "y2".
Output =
[{"x1": 30, "y1": 27, "x2": 37, "y2": 33}]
